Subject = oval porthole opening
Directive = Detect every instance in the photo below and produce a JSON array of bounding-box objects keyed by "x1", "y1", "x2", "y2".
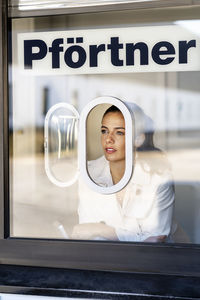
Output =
[
  {"x1": 44, "y1": 103, "x2": 79, "y2": 188},
  {"x1": 79, "y1": 96, "x2": 134, "y2": 195}
]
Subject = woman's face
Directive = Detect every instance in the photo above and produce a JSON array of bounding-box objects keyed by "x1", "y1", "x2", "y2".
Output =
[{"x1": 101, "y1": 111, "x2": 125, "y2": 163}]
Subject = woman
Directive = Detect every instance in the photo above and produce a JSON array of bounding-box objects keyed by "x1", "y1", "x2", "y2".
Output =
[{"x1": 71, "y1": 103, "x2": 175, "y2": 242}]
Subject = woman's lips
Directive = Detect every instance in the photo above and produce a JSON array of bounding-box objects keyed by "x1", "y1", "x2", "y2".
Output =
[{"x1": 105, "y1": 148, "x2": 116, "y2": 154}]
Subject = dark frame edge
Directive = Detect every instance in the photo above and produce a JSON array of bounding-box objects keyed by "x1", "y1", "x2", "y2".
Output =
[
  {"x1": 0, "y1": 0, "x2": 9, "y2": 240},
  {"x1": 0, "y1": 239, "x2": 199, "y2": 277}
]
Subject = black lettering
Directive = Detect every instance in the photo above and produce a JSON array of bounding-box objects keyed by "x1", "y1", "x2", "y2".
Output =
[
  {"x1": 126, "y1": 42, "x2": 148, "y2": 65},
  {"x1": 179, "y1": 40, "x2": 196, "y2": 64},
  {"x1": 107, "y1": 37, "x2": 123, "y2": 66},
  {"x1": 152, "y1": 41, "x2": 175, "y2": 65},
  {"x1": 24, "y1": 39, "x2": 47, "y2": 69},
  {"x1": 64, "y1": 45, "x2": 86, "y2": 68},
  {"x1": 90, "y1": 44, "x2": 106, "y2": 67},
  {"x1": 49, "y1": 38, "x2": 64, "y2": 68}
]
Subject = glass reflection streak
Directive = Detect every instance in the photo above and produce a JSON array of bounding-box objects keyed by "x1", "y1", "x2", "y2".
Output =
[
  {"x1": 45, "y1": 103, "x2": 79, "y2": 187},
  {"x1": 53, "y1": 115, "x2": 77, "y2": 159}
]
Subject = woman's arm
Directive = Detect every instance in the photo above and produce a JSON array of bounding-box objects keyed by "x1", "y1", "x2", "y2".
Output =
[
  {"x1": 71, "y1": 222, "x2": 118, "y2": 240},
  {"x1": 115, "y1": 180, "x2": 174, "y2": 242},
  {"x1": 138, "y1": 180, "x2": 175, "y2": 242}
]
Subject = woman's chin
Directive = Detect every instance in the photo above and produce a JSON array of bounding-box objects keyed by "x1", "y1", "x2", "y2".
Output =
[
  {"x1": 105, "y1": 155, "x2": 115, "y2": 162},
  {"x1": 104, "y1": 154, "x2": 124, "y2": 163}
]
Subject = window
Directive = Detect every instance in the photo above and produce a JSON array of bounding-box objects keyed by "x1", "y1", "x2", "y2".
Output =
[
  {"x1": 44, "y1": 102, "x2": 79, "y2": 188},
  {"x1": 1, "y1": 1, "x2": 200, "y2": 275},
  {"x1": 80, "y1": 97, "x2": 133, "y2": 194}
]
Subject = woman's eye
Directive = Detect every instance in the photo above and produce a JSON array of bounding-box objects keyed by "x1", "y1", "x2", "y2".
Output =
[
  {"x1": 101, "y1": 129, "x2": 107, "y2": 134},
  {"x1": 116, "y1": 131, "x2": 125, "y2": 136}
]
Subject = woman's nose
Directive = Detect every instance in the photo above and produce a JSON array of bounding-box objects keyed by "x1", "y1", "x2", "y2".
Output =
[{"x1": 106, "y1": 133, "x2": 114, "y2": 143}]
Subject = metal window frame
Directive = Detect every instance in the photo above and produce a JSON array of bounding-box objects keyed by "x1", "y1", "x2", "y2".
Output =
[
  {"x1": 8, "y1": 0, "x2": 200, "y2": 18},
  {"x1": 1, "y1": 0, "x2": 200, "y2": 276}
]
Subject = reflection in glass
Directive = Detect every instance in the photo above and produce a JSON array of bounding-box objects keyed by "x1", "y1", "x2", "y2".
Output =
[{"x1": 45, "y1": 104, "x2": 79, "y2": 187}]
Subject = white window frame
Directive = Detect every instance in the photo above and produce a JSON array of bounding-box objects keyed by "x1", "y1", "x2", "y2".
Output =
[
  {"x1": 44, "y1": 102, "x2": 79, "y2": 188},
  {"x1": 79, "y1": 96, "x2": 134, "y2": 194}
]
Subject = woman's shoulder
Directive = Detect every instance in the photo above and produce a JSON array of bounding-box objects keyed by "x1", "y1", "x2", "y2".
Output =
[
  {"x1": 133, "y1": 150, "x2": 173, "y2": 186},
  {"x1": 137, "y1": 149, "x2": 172, "y2": 174}
]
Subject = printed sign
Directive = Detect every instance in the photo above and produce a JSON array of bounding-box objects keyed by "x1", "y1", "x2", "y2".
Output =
[{"x1": 18, "y1": 25, "x2": 200, "y2": 74}]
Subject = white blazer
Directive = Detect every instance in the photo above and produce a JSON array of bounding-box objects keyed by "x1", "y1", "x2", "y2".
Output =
[{"x1": 78, "y1": 155, "x2": 175, "y2": 242}]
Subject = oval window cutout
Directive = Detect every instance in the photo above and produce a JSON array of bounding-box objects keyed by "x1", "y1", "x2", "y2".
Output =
[
  {"x1": 79, "y1": 96, "x2": 134, "y2": 194},
  {"x1": 44, "y1": 103, "x2": 79, "y2": 187}
]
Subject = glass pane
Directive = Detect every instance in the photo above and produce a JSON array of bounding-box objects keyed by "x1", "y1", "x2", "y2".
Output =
[
  {"x1": 44, "y1": 103, "x2": 79, "y2": 187},
  {"x1": 9, "y1": 7, "x2": 200, "y2": 243}
]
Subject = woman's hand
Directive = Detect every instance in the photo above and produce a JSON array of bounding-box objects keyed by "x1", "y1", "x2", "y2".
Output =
[
  {"x1": 71, "y1": 223, "x2": 118, "y2": 240},
  {"x1": 144, "y1": 235, "x2": 167, "y2": 243}
]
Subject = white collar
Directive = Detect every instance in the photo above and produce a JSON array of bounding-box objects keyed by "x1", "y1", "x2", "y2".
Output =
[
  {"x1": 88, "y1": 155, "x2": 151, "y2": 187},
  {"x1": 88, "y1": 156, "x2": 113, "y2": 187}
]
